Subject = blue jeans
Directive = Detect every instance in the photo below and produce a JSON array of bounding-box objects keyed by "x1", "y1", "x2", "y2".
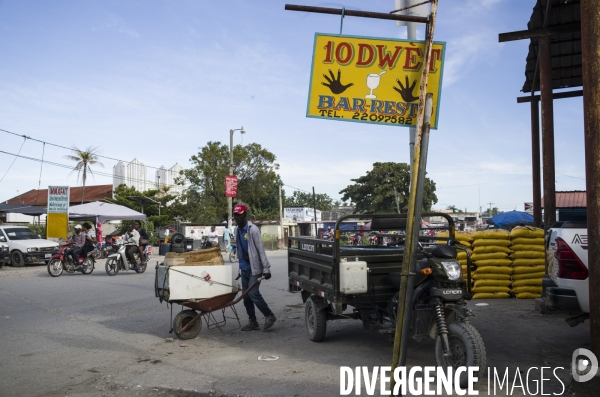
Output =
[
  {"x1": 241, "y1": 269, "x2": 273, "y2": 323},
  {"x1": 66, "y1": 248, "x2": 82, "y2": 265}
]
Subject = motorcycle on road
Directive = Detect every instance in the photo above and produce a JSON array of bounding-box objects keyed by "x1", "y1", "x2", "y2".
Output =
[
  {"x1": 105, "y1": 243, "x2": 149, "y2": 276},
  {"x1": 47, "y1": 242, "x2": 95, "y2": 277}
]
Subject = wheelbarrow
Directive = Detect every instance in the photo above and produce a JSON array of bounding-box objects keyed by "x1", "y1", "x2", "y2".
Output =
[{"x1": 169, "y1": 276, "x2": 264, "y2": 340}]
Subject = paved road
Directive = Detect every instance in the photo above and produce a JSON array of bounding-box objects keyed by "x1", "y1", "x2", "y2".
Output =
[{"x1": 0, "y1": 251, "x2": 592, "y2": 396}]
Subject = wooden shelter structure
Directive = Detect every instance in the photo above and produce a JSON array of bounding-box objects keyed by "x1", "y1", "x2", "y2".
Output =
[{"x1": 499, "y1": 0, "x2": 599, "y2": 358}]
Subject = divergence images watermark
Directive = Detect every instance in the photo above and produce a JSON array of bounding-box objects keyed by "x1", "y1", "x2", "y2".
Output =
[{"x1": 339, "y1": 349, "x2": 597, "y2": 396}]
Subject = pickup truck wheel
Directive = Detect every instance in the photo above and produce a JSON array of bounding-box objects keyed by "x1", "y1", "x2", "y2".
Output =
[
  {"x1": 435, "y1": 321, "x2": 486, "y2": 388},
  {"x1": 305, "y1": 297, "x2": 327, "y2": 342},
  {"x1": 11, "y1": 251, "x2": 25, "y2": 267}
]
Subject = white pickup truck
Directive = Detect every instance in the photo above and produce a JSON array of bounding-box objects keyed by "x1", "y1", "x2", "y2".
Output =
[
  {"x1": 0, "y1": 226, "x2": 60, "y2": 267},
  {"x1": 545, "y1": 221, "x2": 589, "y2": 325},
  {"x1": 0, "y1": 243, "x2": 9, "y2": 268}
]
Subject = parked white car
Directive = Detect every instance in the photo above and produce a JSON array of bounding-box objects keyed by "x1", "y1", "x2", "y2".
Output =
[
  {"x1": 0, "y1": 226, "x2": 60, "y2": 267},
  {"x1": 0, "y1": 243, "x2": 8, "y2": 268}
]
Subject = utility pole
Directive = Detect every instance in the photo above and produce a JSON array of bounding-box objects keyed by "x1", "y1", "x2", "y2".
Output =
[
  {"x1": 278, "y1": 183, "x2": 283, "y2": 249},
  {"x1": 487, "y1": 202, "x2": 494, "y2": 217},
  {"x1": 228, "y1": 127, "x2": 245, "y2": 229},
  {"x1": 312, "y1": 186, "x2": 317, "y2": 237},
  {"x1": 396, "y1": 0, "x2": 420, "y2": 178}
]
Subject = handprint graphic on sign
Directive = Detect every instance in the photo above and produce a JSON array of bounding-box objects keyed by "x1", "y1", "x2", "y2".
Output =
[
  {"x1": 393, "y1": 76, "x2": 419, "y2": 102},
  {"x1": 322, "y1": 69, "x2": 354, "y2": 94}
]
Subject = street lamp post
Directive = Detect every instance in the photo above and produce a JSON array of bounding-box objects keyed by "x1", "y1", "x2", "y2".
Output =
[{"x1": 228, "y1": 127, "x2": 245, "y2": 229}]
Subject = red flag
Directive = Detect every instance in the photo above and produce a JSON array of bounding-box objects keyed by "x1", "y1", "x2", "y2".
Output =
[{"x1": 225, "y1": 175, "x2": 238, "y2": 197}]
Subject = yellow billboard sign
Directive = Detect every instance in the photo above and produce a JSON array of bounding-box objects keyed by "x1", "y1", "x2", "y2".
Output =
[
  {"x1": 47, "y1": 186, "x2": 69, "y2": 239},
  {"x1": 307, "y1": 34, "x2": 445, "y2": 129}
]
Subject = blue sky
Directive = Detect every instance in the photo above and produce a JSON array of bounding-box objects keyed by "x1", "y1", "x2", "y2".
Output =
[{"x1": 0, "y1": 0, "x2": 587, "y2": 212}]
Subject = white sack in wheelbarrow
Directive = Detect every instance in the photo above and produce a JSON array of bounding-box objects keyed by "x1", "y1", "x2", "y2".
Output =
[{"x1": 160, "y1": 264, "x2": 233, "y2": 300}]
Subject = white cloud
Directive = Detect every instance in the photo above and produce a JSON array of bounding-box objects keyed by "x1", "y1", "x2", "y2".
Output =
[{"x1": 442, "y1": 31, "x2": 497, "y2": 87}]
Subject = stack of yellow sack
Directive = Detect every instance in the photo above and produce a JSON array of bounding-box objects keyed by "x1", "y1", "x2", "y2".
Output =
[
  {"x1": 435, "y1": 231, "x2": 473, "y2": 275},
  {"x1": 510, "y1": 226, "x2": 546, "y2": 299},
  {"x1": 470, "y1": 229, "x2": 512, "y2": 299}
]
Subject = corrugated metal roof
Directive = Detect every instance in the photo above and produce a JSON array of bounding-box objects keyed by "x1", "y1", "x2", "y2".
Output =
[
  {"x1": 541, "y1": 190, "x2": 586, "y2": 208},
  {"x1": 5, "y1": 185, "x2": 113, "y2": 206},
  {"x1": 522, "y1": 0, "x2": 581, "y2": 93}
]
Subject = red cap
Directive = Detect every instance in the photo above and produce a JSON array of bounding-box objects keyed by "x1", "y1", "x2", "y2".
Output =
[{"x1": 233, "y1": 204, "x2": 247, "y2": 214}]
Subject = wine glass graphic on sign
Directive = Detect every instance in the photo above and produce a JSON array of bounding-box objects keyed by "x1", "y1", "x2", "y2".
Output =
[{"x1": 365, "y1": 70, "x2": 387, "y2": 99}]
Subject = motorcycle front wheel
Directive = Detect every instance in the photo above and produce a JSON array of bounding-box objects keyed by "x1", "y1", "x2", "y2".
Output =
[
  {"x1": 47, "y1": 259, "x2": 63, "y2": 277},
  {"x1": 105, "y1": 258, "x2": 119, "y2": 276},
  {"x1": 435, "y1": 321, "x2": 486, "y2": 388},
  {"x1": 229, "y1": 250, "x2": 238, "y2": 263}
]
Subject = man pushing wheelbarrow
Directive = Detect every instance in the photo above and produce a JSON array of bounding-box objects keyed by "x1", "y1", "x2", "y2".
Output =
[
  {"x1": 156, "y1": 204, "x2": 276, "y2": 339},
  {"x1": 233, "y1": 204, "x2": 277, "y2": 331}
]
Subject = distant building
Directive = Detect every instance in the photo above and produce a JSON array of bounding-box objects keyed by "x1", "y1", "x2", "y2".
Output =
[
  {"x1": 113, "y1": 159, "x2": 183, "y2": 195},
  {"x1": 155, "y1": 163, "x2": 184, "y2": 195},
  {"x1": 428, "y1": 209, "x2": 482, "y2": 231},
  {"x1": 542, "y1": 190, "x2": 587, "y2": 222}
]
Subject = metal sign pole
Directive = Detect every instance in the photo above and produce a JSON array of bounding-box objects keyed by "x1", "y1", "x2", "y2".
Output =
[{"x1": 391, "y1": 0, "x2": 438, "y2": 394}]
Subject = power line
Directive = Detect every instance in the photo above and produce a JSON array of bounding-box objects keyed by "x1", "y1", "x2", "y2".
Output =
[
  {"x1": 556, "y1": 172, "x2": 586, "y2": 180},
  {"x1": 436, "y1": 175, "x2": 532, "y2": 189},
  {"x1": 34, "y1": 143, "x2": 46, "y2": 205},
  {"x1": 282, "y1": 183, "x2": 312, "y2": 194},
  {"x1": 0, "y1": 137, "x2": 26, "y2": 183},
  {"x1": 0, "y1": 127, "x2": 168, "y2": 171},
  {"x1": 0, "y1": 150, "x2": 185, "y2": 190}
]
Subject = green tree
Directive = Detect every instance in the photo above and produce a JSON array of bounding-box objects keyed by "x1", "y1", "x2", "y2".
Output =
[
  {"x1": 484, "y1": 207, "x2": 499, "y2": 217},
  {"x1": 181, "y1": 141, "x2": 280, "y2": 223},
  {"x1": 64, "y1": 145, "x2": 104, "y2": 203},
  {"x1": 446, "y1": 205, "x2": 463, "y2": 213},
  {"x1": 284, "y1": 191, "x2": 333, "y2": 211},
  {"x1": 339, "y1": 162, "x2": 437, "y2": 214}
]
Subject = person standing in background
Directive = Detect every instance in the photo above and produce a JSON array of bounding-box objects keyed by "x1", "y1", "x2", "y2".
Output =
[{"x1": 223, "y1": 226, "x2": 232, "y2": 251}]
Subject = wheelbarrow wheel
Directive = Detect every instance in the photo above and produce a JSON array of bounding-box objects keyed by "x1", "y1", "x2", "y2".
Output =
[{"x1": 173, "y1": 309, "x2": 202, "y2": 340}]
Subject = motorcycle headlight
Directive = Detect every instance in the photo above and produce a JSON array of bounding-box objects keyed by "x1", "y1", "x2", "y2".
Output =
[{"x1": 441, "y1": 261, "x2": 462, "y2": 281}]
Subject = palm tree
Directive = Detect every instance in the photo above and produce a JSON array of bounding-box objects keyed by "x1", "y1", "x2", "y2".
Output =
[{"x1": 64, "y1": 146, "x2": 105, "y2": 203}]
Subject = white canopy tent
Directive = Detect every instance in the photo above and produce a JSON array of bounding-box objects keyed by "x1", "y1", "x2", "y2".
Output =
[{"x1": 69, "y1": 201, "x2": 146, "y2": 223}]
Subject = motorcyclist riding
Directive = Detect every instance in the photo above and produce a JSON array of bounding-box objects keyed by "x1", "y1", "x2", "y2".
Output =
[
  {"x1": 81, "y1": 222, "x2": 97, "y2": 270},
  {"x1": 133, "y1": 221, "x2": 148, "y2": 266},
  {"x1": 123, "y1": 224, "x2": 140, "y2": 264},
  {"x1": 64, "y1": 225, "x2": 86, "y2": 267}
]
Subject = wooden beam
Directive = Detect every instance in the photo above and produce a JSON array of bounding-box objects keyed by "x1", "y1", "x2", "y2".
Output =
[
  {"x1": 517, "y1": 89, "x2": 583, "y2": 103},
  {"x1": 499, "y1": 22, "x2": 581, "y2": 42}
]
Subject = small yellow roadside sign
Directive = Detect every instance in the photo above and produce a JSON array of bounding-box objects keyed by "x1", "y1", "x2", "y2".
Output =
[
  {"x1": 307, "y1": 33, "x2": 445, "y2": 129},
  {"x1": 47, "y1": 186, "x2": 69, "y2": 239}
]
